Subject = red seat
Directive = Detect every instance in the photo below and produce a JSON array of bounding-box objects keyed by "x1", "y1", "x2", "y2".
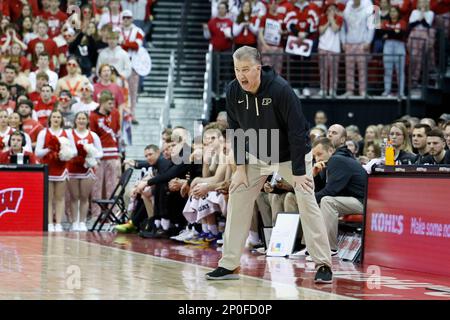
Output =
[{"x1": 341, "y1": 214, "x2": 363, "y2": 223}]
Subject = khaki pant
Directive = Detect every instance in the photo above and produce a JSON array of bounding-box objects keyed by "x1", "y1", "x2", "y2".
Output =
[
  {"x1": 219, "y1": 152, "x2": 332, "y2": 270},
  {"x1": 320, "y1": 196, "x2": 364, "y2": 251}
]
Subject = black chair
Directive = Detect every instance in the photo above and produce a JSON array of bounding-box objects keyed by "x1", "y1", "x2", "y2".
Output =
[{"x1": 90, "y1": 168, "x2": 133, "y2": 232}]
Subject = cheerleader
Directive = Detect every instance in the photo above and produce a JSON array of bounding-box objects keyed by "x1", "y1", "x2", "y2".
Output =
[
  {"x1": 35, "y1": 110, "x2": 77, "y2": 232},
  {"x1": 67, "y1": 112, "x2": 103, "y2": 232}
]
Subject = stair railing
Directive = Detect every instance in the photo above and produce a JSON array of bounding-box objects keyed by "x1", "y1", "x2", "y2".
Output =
[
  {"x1": 202, "y1": 44, "x2": 213, "y2": 122},
  {"x1": 160, "y1": 50, "x2": 175, "y2": 145}
]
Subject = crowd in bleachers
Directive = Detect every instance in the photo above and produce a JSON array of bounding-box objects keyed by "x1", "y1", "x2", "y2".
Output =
[
  {"x1": 0, "y1": 0, "x2": 156, "y2": 232},
  {"x1": 204, "y1": 0, "x2": 450, "y2": 98},
  {"x1": 116, "y1": 111, "x2": 450, "y2": 256}
]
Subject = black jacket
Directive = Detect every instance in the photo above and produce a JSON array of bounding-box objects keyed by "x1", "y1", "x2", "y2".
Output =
[
  {"x1": 395, "y1": 150, "x2": 416, "y2": 165},
  {"x1": 315, "y1": 146, "x2": 367, "y2": 203},
  {"x1": 146, "y1": 148, "x2": 190, "y2": 186},
  {"x1": 226, "y1": 66, "x2": 311, "y2": 175}
]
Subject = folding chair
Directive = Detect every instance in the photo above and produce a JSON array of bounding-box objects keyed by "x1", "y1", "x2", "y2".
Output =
[{"x1": 90, "y1": 168, "x2": 133, "y2": 232}]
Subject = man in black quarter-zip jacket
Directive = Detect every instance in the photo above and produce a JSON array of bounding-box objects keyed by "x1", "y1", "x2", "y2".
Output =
[{"x1": 205, "y1": 46, "x2": 333, "y2": 284}]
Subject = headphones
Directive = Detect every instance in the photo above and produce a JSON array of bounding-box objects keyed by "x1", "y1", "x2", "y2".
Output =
[{"x1": 8, "y1": 131, "x2": 27, "y2": 148}]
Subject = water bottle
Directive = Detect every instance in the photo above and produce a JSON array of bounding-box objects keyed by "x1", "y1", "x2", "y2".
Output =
[{"x1": 385, "y1": 139, "x2": 395, "y2": 166}]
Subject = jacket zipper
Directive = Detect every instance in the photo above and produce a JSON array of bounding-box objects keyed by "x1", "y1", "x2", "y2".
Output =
[{"x1": 254, "y1": 97, "x2": 259, "y2": 116}]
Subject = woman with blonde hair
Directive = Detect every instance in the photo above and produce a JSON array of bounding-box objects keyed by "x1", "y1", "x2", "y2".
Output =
[
  {"x1": 363, "y1": 125, "x2": 381, "y2": 155},
  {"x1": 389, "y1": 122, "x2": 416, "y2": 164}
]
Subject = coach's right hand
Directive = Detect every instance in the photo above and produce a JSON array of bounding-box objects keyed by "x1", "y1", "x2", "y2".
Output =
[{"x1": 229, "y1": 165, "x2": 249, "y2": 193}]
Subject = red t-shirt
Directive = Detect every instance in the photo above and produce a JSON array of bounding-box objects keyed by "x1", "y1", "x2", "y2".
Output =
[
  {"x1": 35, "y1": 97, "x2": 57, "y2": 127},
  {"x1": 27, "y1": 37, "x2": 59, "y2": 58},
  {"x1": 0, "y1": 150, "x2": 38, "y2": 164},
  {"x1": 40, "y1": 10, "x2": 69, "y2": 38},
  {"x1": 208, "y1": 17, "x2": 234, "y2": 52},
  {"x1": 21, "y1": 118, "x2": 44, "y2": 143},
  {"x1": 234, "y1": 16, "x2": 260, "y2": 46},
  {"x1": 93, "y1": 82, "x2": 125, "y2": 109}
]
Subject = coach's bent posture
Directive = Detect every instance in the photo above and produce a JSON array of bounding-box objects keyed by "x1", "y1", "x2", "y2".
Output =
[{"x1": 205, "y1": 46, "x2": 333, "y2": 283}]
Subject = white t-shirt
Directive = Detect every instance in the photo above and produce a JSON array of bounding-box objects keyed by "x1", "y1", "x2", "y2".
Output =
[
  {"x1": 319, "y1": 25, "x2": 342, "y2": 53},
  {"x1": 71, "y1": 101, "x2": 99, "y2": 115}
]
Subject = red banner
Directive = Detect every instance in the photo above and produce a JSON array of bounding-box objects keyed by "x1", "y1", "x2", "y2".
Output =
[
  {"x1": 0, "y1": 170, "x2": 46, "y2": 232},
  {"x1": 364, "y1": 176, "x2": 450, "y2": 277}
]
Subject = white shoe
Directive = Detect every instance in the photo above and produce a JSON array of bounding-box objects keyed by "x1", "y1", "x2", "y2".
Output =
[
  {"x1": 317, "y1": 90, "x2": 326, "y2": 97},
  {"x1": 78, "y1": 222, "x2": 88, "y2": 232},
  {"x1": 302, "y1": 87, "x2": 311, "y2": 97},
  {"x1": 54, "y1": 224, "x2": 64, "y2": 232},
  {"x1": 172, "y1": 228, "x2": 198, "y2": 242},
  {"x1": 289, "y1": 248, "x2": 308, "y2": 259},
  {"x1": 71, "y1": 222, "x2": 79, "y2": 232},
  {"x1": 216, "y1": 239, "x2": 224, "y2": 245},
  {"x1": 245, "y1": 236, "x2": 262, "y2": 249},
  {"x1": 48, "y1": 224, "x2": 55, "y2": 232}
]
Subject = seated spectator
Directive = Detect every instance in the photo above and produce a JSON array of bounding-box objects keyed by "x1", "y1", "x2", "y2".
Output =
[
  {"x1": 381, "y1": 6, "x2": 407, "y2": 98},
  {"x1": 313, "y1": 137, "x2": 367, "y2": 254},
  {"x1": 314, "y1": 110, "x2": 328, "y2": 130},
  {"x1": 7, "y1": 111, "x2": 33, "y2": 151},
  {"x1": 135, "y1": 127, "x2": 192, "y2": 238},
  {"x1": 318, "y1": 3, "x2": 343, "y2": 97},
  {"x1": 0, "y1": 130, "x2": 37, "y2": 164},
  {"x1": 180, "y1": 125, "x2": 233, "y2": 244},
  {"x1": 0, "y1": 109, "x2": 14, "y2": 151},
  {"x1": 389, "y1": 122, "x2": 416, "y2": 164},
  {"x1": 421, "y1": 128, "x2": 450, "y2": 164},
  {"x1": 411, "y1": 123, "x2": 431, "y2": 163},
  {"x1": 420, "y1": 117, "x2": 437, "y2": 129},
  {"x1": 362, "y1": 124, "x2": 381, "y2": 156},
  {"x1": 310, "y1": 126, "x2": 326, "y2": 143},
  {"x1": 327, "y1": 123, "x2": 347, "y2": 148},
  {"x1": 116, "y1": 144, "x2": 171, "y2": 234},
  {"x1": 359, "y1": 141, "x2": 382, "y2": 164},
  {"x1": 444, "y1": 121, "x2": 450, "y2": 149},
  {"x1": 16, "y1": 99, "x2": 44, "y2": 148},
  {"x1": 345, "y1": 125, "x2": 364, "y2": 154},
  {"x1": 345, "y1": 140, "x2": 359, "y2": 158}
]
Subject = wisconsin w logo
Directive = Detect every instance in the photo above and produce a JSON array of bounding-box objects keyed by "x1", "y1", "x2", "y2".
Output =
[{"x1": 0, "y1": 188, "x2": 24, "y2": 218}]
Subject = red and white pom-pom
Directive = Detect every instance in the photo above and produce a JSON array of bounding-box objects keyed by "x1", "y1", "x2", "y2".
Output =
[
  {"x1": 58, "y1": 137, "x2": 74, "y2": 161},
  {"x1": 83, "y1": 143, "x2": 100, "y2": 168}
]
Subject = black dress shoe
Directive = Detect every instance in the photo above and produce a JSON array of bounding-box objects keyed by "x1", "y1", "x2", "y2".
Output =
[{"x1": 131, "y1": 119, "x2": 139, "y2": 125}]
